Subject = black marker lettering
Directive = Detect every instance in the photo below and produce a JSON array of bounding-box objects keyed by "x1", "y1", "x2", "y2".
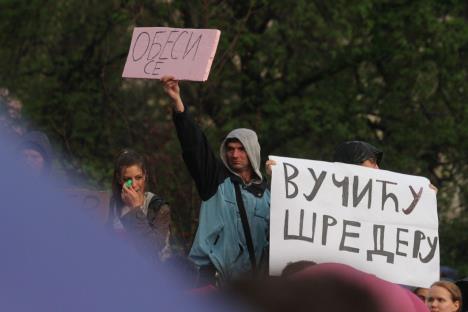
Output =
[
  {"x1": 339, "y1": 220, "x2": 361, "y2": 253},
  {"x1": 376, "y1": 180, "x2": 399, "y2": 212},
  {"x1": 144, "y1": 60, "x2": 154, "y2": 74},
  {"x1": 284, "y1": 163, "x2": 299, "y2": 199},
  {"x1": 353, "y1": 176, "x2": 372, "y2": 209},
  {"x1": 132, "y1": 32, "x2": 151, "y2": 62},
  {"x1": 367, "y1": 225, "x2": 395, "y2": 263},
  {"x1": 332, "y1": 174, "x2": 349, "y2": 207},
  {"x1": 147, "y1": 31, "x2": 166, "y2": 60},
  {"x1": 183, "y1": 33, "x2": 203, "y2": 60},
  {"x1": 159, "y1": 30, "x2": 179, "y2": 60},
  {"x1": 283, "y1": 209, "x2": 316, "y2": 243},
  {"x1": 152, "y1": 61, "x2": 164, "y2": 76},
  {"x1": 171, "y1": 31, "x2": 189, "y2": 59},
  {"x1": 413, "y1": 230, "x2": 438, "y2": 263},
  {"x1": 322, "y1": 215, "x2": 337, "y2": 245},
  {"x1": 403, "y1": 185, "x2": 423, "y2": 215},
  {"x1": 396, "y1": 228, "x2": 409, "y2": 256},
  {"x1": 303, "y1": 168, "x2": 327, "y2": 201}
]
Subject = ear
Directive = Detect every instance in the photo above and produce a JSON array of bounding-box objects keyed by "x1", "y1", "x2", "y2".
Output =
[{"x1": 453, "y1": 300, "x2": 460, "y2": 312}]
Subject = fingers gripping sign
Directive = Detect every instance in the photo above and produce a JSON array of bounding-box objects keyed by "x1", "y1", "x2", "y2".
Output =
[{"x1": 266, "y1": 159, "x2": 277, "y2": 177}]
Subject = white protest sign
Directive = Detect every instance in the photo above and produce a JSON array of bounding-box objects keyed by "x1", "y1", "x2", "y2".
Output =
[
  {"x1": 122, "y1": 27, "x2": 221, "y2": 81},
  {"x1": 269, "y1": 155, "x2": 439, "y2": 287}
]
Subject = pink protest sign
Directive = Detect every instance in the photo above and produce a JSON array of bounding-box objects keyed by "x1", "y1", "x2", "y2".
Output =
[{"x1": 122, "y1": 27, "x2": 221, "y2": 81}]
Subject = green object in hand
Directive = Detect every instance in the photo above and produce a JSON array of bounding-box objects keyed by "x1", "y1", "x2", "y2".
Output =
[{"x1": 125, "y1": 179, "x2": 132, "y2": 188}]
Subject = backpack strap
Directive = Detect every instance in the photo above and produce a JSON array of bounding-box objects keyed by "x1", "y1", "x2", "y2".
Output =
[
  {"x1": 146, "y1": 195, "x2": 166, "y2": 222},
  {"x1": 234, "y1": 182, "x2": 257, "y2": 274}
]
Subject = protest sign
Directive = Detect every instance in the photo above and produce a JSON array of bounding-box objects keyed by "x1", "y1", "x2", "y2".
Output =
[
  {"x1": 122, "y1": 27, "x2": 221, "y2": 81},
  {"x1": 65, "y1": 189, "x2": 110, "y2": 223},
  {"x1": 269, "y1": 155, "x2": 439, "y2": 287}
]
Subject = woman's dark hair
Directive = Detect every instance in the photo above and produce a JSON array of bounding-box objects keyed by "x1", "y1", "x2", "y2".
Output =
[{"x1": 110, "y1": 149, "x2": 152, "y2": 213}]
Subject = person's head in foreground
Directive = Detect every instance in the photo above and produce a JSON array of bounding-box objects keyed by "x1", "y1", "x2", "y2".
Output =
[
  {"x1": 333, "y1": 140, "x2": 383, "y2": 169},
  {"x1": 18, "y1": 130, "x2": 52, "y2": 176},
  {"x1": 228, "y1": 262, "x2": 428, "y2": 312},
  {"x1": 427, "y1": 280, "x2": 462, "y2": 312}
]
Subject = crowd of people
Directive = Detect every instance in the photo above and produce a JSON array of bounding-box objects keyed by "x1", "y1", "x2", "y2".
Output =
[{"x1": 9, "y1": 76, "x2": 466, "y2": 312}]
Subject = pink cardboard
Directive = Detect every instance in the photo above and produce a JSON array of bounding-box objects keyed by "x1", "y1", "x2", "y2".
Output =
[{"x1": 122, "y1": 27, "x2": 221, "y2": 82}]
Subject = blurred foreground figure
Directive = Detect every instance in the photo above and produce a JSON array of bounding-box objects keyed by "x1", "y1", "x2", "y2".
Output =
[
  {"x1": 228, "y1": 263, "x2": 429, "y2": 312},
  {"x1": 0, "y1": 132, "x2": 230, "y2": 312}
]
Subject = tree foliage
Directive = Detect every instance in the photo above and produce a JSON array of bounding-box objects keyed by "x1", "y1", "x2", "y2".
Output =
[{"x1": 0, "y1": 0, "x2": 467, "y2": 272}]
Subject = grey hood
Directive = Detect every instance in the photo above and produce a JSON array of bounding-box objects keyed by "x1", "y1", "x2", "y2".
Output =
[{"x1": 219, "y1": 128, "x2": 263, "y2": 184}]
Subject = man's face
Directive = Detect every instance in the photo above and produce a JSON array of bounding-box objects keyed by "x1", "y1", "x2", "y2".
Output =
[
  {"x1": 225, "y1": 140, "x2": 251, "y2": 173},
  {"x1": 361, "y1": 159, "x2": 379, "y2": 169}
]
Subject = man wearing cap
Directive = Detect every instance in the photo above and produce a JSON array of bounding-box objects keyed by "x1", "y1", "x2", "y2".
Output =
[
  {"x1": 332, "y1": 141, "x2": 383, "y2": 168},
  {"x1": 266, "y1": 140, "x2": 383, "y2": 175},
  {"x1": 161, "y1": 76, "x2": 269, "y2": 284}
]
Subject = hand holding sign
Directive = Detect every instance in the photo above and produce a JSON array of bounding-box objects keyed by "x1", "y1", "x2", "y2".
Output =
[
  {"x1": 122, "y1": 27, "x2": 221, "y2": 81},
  {"x1": 161, "y1": 76, "x2": 184, "y2": 113},
  {"x1": 266, "y1": 159, "x2": 277, "y2": 176}
]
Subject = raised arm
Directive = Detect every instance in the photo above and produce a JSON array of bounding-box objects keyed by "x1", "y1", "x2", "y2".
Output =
[
  {"x1": 160, "y1": 76, "x2": 227, "y2": 200},
  {"x1": 161, "y1": 76, "x2": 185, "y2": 113}
]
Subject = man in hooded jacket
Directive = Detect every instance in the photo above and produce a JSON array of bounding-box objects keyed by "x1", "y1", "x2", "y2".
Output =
[{"x1": 161, "y1": 76, "x2": 270, "y2": 284}]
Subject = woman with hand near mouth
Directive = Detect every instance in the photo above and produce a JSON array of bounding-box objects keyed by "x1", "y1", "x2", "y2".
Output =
[{"x1": 109, "y1": 149, "x2": 172, "y2": 263}]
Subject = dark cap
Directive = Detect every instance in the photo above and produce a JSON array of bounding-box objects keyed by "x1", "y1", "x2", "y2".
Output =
[{"x1": 333, "y1": 141, "x2": 383, "y2": 166}]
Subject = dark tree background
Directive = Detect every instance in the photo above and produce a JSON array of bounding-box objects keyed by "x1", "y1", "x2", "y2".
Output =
[{"x1": 0, "y1": 0, "x2": 466, "y2": 274}]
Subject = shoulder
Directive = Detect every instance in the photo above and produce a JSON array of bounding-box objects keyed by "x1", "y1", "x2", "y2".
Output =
[
  {"x1": 148, "y1": 194, "x2": 166, "y2": 206},
  {"x1": 144, "y1": 192, "x2": 167, "y2": 212},
  {"x1": 157, "y1": 203, "x2": 171, "y2": 215},
  {"x1": 229, "y1": 176, "x2": 269, "y2": 198}
]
